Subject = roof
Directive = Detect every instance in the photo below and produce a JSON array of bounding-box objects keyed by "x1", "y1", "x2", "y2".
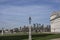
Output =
[
  {"x1": 50, "y1": 11, "x2": 60, "y2": 21},
  {"x1": 51, "y1": 11, "x2": 60, "y2": 17}
]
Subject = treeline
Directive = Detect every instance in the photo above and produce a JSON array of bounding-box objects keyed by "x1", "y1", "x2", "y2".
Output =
[
  {"x1": 11, "y1": 23, "x2": 51, "y2": 33},
  {"x1": 0, "y1": 23, "x2": 51, "y2": 33}
]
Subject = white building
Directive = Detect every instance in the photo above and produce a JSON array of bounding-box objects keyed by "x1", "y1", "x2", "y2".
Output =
[{"x1": 50, "y1": 11, "x2": 60, "y2": 32}]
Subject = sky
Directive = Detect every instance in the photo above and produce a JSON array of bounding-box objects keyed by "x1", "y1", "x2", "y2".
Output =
[{"x1": 0, "y1": 0, "x2": 60, "y2": 29}]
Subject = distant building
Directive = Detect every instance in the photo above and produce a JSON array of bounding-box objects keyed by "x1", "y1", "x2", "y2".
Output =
[{"x1": 50, "y1": 11, "x2": 60, "y2": 32}]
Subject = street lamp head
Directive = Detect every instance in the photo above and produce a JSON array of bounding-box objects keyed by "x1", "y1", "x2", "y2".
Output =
[
  {"x1": 29, "y1": 17, "x2": 31, "y2": 20},
  {"x1": 29, "y1": 17, "x2": 31, "y2": 24}
]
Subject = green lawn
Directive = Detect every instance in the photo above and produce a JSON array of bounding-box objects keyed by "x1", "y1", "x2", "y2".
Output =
[{"x1": 0, "y1": 33, "x2": 60, "y2": 40}]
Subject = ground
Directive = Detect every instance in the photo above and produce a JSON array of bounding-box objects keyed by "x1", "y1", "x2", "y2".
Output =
[
  {"x1": 51, "y1": 38, "x2": 60, "y2": 40},
  {"x1": 0, "y1": 32, "x2": 60, "y2": 40}
]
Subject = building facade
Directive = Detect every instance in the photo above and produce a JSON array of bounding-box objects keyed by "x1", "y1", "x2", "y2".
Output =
[{"x1": 50, "y1": 11, "x2": 60, "y2": 32}]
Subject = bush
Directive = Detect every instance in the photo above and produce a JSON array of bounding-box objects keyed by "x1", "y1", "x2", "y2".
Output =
[{"x1": 0, "y1": 33, "x2": 60, "y2": 40}]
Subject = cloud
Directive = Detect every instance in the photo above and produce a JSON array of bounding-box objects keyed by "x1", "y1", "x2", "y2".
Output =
[
  {"x1": 51, "y1": 0, "x2": 60, "y2": 3},
  {"x1": 0, "y1": 0, "x2": 60, "y2": 4},
  {"x1": 0, "y1": 5, "x2": 52, "y2": 26},
  {"x1": 45, "y1": 0, "x2": 60, "y2": 3},
  {"x1": 0, "y1": 0, "x2": 60, "y2": 29},
  {"x1": 0, "y1": 0, "x2": 60, "y2": 8},
  {"x1": 0, "y1": 13, "x2": 2, "y2": 15}
]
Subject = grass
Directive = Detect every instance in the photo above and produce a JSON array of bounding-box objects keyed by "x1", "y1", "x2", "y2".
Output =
[
  {"x1": 0, "y1": 32, "x2": 60, "y2": 40},
  {"x1": 32, "y1": 34, "x2": 60, "y2": 40}
]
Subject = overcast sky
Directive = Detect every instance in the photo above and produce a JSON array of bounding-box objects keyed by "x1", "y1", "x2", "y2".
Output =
[{"x1": 0, "y1": 0, "x2": 60, "y2": 29}]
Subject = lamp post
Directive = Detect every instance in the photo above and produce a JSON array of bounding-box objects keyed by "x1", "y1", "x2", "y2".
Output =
[
  {"x1": 29, "y1": 17, "x2": 32, "y2": 40},
  {"x1": 2, "y1": 28, "x2": 4, "y2": 35}
]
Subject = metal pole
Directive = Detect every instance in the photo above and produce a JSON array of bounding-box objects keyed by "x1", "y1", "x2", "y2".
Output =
[
  {"x1": 54, "y1": 28, "x2": 55, "y2": 33},
  {"x1": 29, "y1": 17, "x2": 32, "y2": 40},
  {"x1": 2, "y1": 28, "x2": 3, "y2": 35}
]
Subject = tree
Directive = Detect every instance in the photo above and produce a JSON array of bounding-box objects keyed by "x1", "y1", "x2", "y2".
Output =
[
  {"x1": 41, "y1": 24, "x2": 44, "y2": 32},
  {"x1": 14, "y1": 28, "x2": 19, "y2": 32},
  {"x1": 33, "y1": 24, "x2": 36, "y2": 30}
]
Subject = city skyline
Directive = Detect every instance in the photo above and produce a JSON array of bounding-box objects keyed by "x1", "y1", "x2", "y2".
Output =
[{"x1": 0, "y1": 0, "x2": 60, "y2": 29}]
